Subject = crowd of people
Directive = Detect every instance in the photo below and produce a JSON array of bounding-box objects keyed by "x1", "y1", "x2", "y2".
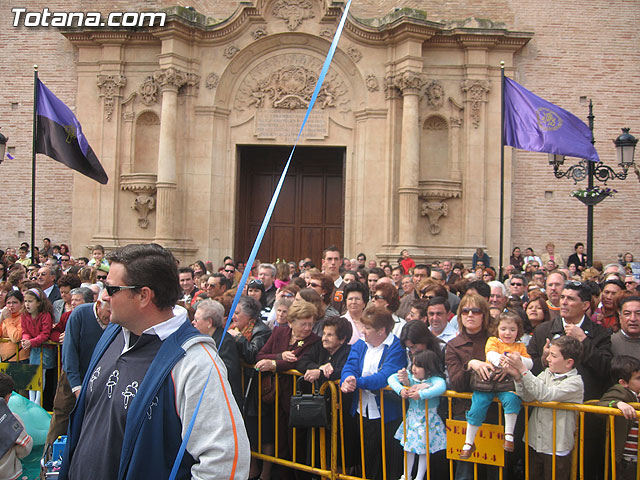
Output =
[{"x1": 0, "y1": 239, "x2": 639, "y2": 480}]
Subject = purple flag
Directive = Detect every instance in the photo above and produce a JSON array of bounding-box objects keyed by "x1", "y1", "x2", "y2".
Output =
[{"x1": 503, "y1": 77, "x2": 599, "y2": 162}]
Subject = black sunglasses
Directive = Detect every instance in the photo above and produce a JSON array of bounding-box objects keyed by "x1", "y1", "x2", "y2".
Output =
[
  {"x1": 461, "y1": 307, "x2": 482, "y2": 315},
  {"x1": 105, "y1": 285, "x2": 142, "y2": 296}
]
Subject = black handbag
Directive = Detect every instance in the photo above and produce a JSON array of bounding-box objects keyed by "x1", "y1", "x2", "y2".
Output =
[
  {"x1": 289, "y1": 378, "x2": 329, "y2": 429},
  {"x1": 469, "y1": 367, "x2": 515, "y2": 392}
]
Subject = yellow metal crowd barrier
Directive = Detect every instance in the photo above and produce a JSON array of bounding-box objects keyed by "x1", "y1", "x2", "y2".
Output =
[
  {"x1": 0, "y1": 337, "x2": 62, "y2": 400},
  {"x1": 244, "y1": 368, "x2": 640, "y2": 480}
]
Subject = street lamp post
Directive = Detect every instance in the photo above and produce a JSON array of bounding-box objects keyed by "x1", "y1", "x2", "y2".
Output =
[{"x1": 548, "y1": 100, "x2": 637, "y2": 267}]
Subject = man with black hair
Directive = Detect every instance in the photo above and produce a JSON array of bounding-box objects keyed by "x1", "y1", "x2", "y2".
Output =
[
  {"x1": 612, "y1": 296, "x2": 640, "y2": 357},
  {"x1": 42, "y1": 237, "x2": 54, "y2": 256},
  {"x1": 366, "y1": 267, "x2": 386, "y2": 299},
  {"x1": 427, "y1": 297, "x2": 457, "y2": 343},
  {"x1": 178, "y1": 266, "x2": 201, "y2": 306},
  {"x1": 322, "y1": 245, "x2": 343, "y2": 288},
  {"x1": 594, "y1": 278, "x2": 625, "y2": 330},
  {"x1": 60, "y1": 243, "x2": 249, "y2": 480},
  {"x1": 205, "y1": 273, "x2": 229, "y2": 300}
]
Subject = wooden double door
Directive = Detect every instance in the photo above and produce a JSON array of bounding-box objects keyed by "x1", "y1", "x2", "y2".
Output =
[{"x1": 235, "y1": 145, "x2": 344, "y2": 266}]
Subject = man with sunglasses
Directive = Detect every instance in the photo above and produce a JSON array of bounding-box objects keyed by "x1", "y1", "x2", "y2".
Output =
[
  {"x1": 221, "y1": 261, "x2": 237, "y2": 287},
  {"x1": 205, "y1": 273, "x2": 229, "y2": 300},
  {"x1": 508, "y1": 273, "x2": 528, "y2": 303},
  {"x1": 59, "y1": 243, "x2": 249, "y2": 480}
]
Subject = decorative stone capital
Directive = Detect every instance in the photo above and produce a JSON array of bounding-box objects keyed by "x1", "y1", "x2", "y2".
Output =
[
  {"x1": 395, "y1": 71, "x2": 426, "y2": 96},
  {"x1": 96, "y1": 74, "x2": 126, "y2": 121},
  {"x1": 421, "y1": 200, "x2": 449, "y2": 235},
  {"x1": 182, "y1": 73, "x2": 201, "y2": 96},
  {"x1": 153, "y1": 67, "x2": 189, "y2": 93},
  {"x1": 461, "y1": 79, "x2": 491, "y2": 128}
]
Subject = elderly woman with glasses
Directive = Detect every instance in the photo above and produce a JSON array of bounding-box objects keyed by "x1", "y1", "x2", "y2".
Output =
[{"x1": 255, "y1": 300, "x2": 320, "y2": 480}]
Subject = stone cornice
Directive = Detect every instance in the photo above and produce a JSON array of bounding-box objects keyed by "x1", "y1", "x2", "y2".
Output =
[{"x1": 60, "y1": 4, "x2": 532, "y2": 51}]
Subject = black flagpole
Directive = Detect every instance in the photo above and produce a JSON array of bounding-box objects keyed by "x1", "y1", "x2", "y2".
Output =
[
  {"x1": 499, "y1": 61, "x2": 505, "y2": 281},
  {"x1": 31, "y1": 65, "x2": 38, "y2": 264}
]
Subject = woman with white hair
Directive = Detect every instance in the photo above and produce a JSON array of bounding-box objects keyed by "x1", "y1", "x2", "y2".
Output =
[{"x1": 193, "y1": 299, "x2": 242, "y2": 407}]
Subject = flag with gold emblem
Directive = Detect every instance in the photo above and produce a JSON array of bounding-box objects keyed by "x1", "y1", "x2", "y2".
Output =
[{"x1": 503, "y1": 77, "x2": 599, "y2": 162}]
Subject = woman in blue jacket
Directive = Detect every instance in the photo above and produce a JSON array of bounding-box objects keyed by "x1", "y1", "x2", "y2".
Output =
[{"x1": 341, "y1": 306, "x2": 407, "y2": 480}]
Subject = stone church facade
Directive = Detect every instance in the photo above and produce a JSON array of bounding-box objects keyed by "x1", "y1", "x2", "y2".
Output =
[{"x1": 2, "y1": 0, "x2": 639, "y2": 266}]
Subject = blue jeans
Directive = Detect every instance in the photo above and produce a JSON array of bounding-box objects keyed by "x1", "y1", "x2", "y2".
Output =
[{"x1": 466, "y1": 391, "x2": 521, "y2": 426}]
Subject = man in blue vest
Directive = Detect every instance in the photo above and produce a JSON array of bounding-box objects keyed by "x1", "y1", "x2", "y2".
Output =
[{"x1": 60, "y1": 243, "x2": 249, "y2": 480}]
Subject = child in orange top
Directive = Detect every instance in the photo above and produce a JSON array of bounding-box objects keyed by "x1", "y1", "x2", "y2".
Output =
[{"x1": 460, "y1": 311, "x2": 532, "y2": 458}]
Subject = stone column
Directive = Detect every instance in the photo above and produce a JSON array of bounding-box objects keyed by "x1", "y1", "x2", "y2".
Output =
[
  {"x1": 396, "y1": 71, "x2": 425, "y2": 246},
  {"x1": 152, "y1": 67, "x2": 188, "y2": 242}
]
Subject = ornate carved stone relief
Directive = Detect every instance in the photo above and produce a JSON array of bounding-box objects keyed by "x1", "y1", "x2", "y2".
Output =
[
  {"x1": 319, "y1": 29, "x2": 334, "y2": 39},
  {"x1": 421, "y1": 201, "x2": 448, "y2": 235},
  {"x1": 347, "y1": 46, "x2": 362, "y2": 63},
  {"x1": 448, "y1": 97, "x2": 464, "y2": 127},
  {"x1": 272, "y1": 0, "x2": 315, "y2": 31},
  {"x1": 365, "y1": 74, "x2": 379, "y2": 92},
  {"x1": 418, "y1": 179, "x2": 462, "y2": 235},
  {"x1": 139, "y1": 76, "x2": 158, "y2": 105},
  {"x1": 223, "y1": 44, "x2": 240, "y2": 59},
  {"x1": 252, "y1": 26, "x2": 268, "y2": 40},
  {"x1": 384, "y1": 72, "x2": 399, "y2": 100},
  {"x1": 120, "y1": 174, "x2": 157, "y2": 229},
  {"x1": 423, "y1": 116, "x2": 447, "y2": 130},
  {"x1": 424, "y1": 80, "x2": 444, "y2": 110},
  {"x1": 205, "y1": 73, "x2": 219, "y2": 90},
  {"x1": 96, "y1": 74, "x2": 126, "y2": 121},
  {"x1": 235, "y1": 54, "x2": 351, "y2": 113},
  {"x1": 461, "y1": 79, "x2": 491, "y2": 128}
]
